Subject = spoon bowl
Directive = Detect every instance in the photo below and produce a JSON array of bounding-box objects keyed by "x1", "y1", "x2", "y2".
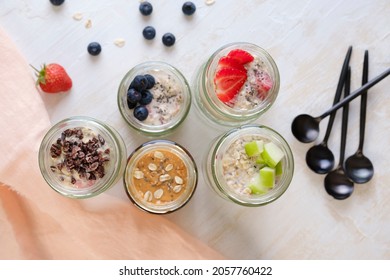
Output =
[
  {"x1": 291, "y1": 114, "x2": 320, "y2": 143},
  {"x1": 345, "y1": 152, "x2": 374, "y2": 184},
  {"x1": 306, "y1": 142, "x2": 335, "y2": 174},
  {"x1": 324, "y1": 167, "x2": 354, "y2": 199}
]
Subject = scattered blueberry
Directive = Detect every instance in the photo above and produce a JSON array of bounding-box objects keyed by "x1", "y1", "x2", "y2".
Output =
[
  {"x1": 182, "y1": 2, "x2": 196, "y2": 15},
  {"x1": 162, "y1": 33, "x2": 176, "y2": 47},
  {"x1": 127, "y1": 100, "x2": 137, "y2": 109},
  {"x1": 144, "y1": 74, "x2": 156, "y2": 89},
  {"x1": 133, "y1": 105, "x2": 149, "y2": 121},
  {"x1": 142, "y1": 26, "x2": 156, "y2": 40},
  {"x1": 139, "y1": 1, "x2": 153, "y2": 16},
  {"x1": 50, "y1": 0, "x2": 65, "y2": 6},
  {"x1": 87, "y1": 42, "x2": 102, "y2": 56},
  {"x1": 127, "y1": 88, "x2": 142, "y2": 104},
  {"x1": 131, "y1": 75, "x2": 149, "y2": 91},
  {"x1": 139, "y1": 91, "x2": 153, "y2": 105}
]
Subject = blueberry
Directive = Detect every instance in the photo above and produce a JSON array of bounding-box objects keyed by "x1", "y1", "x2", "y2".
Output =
[
  {"x1": 182, "y1": 2, "x2": 196, "y2": 15},
  {"x1": 127, "y1": 88, "x2": 142, "y2": 104},
  {"x1": 133, "y1": 106, "x2": 149, "y2": 121},
  {"x1": 139, "y1": 91, "x2": 153, "y2": 105},
  {"x1": 127, "y1": 100, "x2": 137, "y2": 109},
  {"x1": 144, "y1": 74, "x2": 156, "y2": 89},
  {"x1": 129, "y1": 80, "x2": 135, "y2": 89},
  {"x1": 87, "y1": 42, "x2": 102, "y2": 56},
  {"x1": 50, "y1": 0, "x2": 65, "y2": 6},
  {"x1": 162, "y1": 33, "x2": 176, "y2": 47},
  {"x1": 142, "y1": 26, "x2": 156, "y2": 40},
  {"x1": 139, "y1": 1, "x2": 153, "y2": 16},
  {"x1": 131, "y1": 75, "x2": 149, "y2": 91}
]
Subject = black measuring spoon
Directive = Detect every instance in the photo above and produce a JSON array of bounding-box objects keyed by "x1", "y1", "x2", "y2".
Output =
[
  {"x1": 324, "y1": 67, "x2": 354, "y2": 199},
  {"x1": 345, "y1": 50, "x2": 374, "y2": 183},
  {"x1": 306, "y1": 46, "x2": 352, "y2": 174},
  {"x1": 291, "y1": 67, "x2": 390, "y2": 143}
]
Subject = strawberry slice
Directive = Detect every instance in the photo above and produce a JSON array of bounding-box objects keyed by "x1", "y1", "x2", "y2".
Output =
[
  {"x1": 255, "y1": 71, "x2": 273, "y2": 99},
  {"x1": 227, "y1": 49, "x2": 254, "y2": 65},
  {"x1": 214, "y1": 68, "x2": 247, "y2": 103},
  {"x1": 217, "y1": 56, "x2": 246, "y2": 72}
]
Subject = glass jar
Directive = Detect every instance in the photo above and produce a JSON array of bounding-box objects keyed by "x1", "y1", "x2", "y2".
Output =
[
  {"x1": 124, "y1": 140, "x2": 198, "y2": 214},
  {"x1": 38, "y1": 116, "x2": 127, "y2": 199},
  {"x1": 118, "y1": 61, "x2": 192, "y2": 136},
  {"x1": 193, "y1": 42, "x2": 280, "y2": 126},
  {"x1": 204, "y1": 125, "x2": 294, "y2": 206}
]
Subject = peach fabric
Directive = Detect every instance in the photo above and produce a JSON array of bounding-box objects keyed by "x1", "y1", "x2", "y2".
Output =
[{"x1": 0, "y1": 26, "x2": 223, "y2": 260}]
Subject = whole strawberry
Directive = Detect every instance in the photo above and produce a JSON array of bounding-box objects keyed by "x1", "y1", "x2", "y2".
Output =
[{"x1": 34, "y1": 63, "x2": 72, "y2": 94}]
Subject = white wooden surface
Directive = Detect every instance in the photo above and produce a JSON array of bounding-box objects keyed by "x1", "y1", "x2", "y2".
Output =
[{"x1": 1, "y1": 0, "x2": 390, "y2": 259}]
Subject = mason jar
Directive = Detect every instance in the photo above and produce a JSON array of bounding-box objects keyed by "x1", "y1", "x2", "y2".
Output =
[
  {"x1": 118, "y1": 61, "x2": 192, "y2": 136},
  {"x1": 124, "y1": 140, "x2": 198, "y2": 214},
  {"x1": 204, "y1": 124, "x2": 294, "y2": 206},
  {"x1": 38, "y1": 116, "x2": 127, "y2": 199},
  {"x1": 193, "y1": 42, "x2": 280, "y2": 126}
]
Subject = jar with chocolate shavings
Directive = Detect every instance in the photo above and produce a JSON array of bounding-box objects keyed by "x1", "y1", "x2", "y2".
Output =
[{"x1": 39, "y1": 116, "x2": 126, "y2": 199}]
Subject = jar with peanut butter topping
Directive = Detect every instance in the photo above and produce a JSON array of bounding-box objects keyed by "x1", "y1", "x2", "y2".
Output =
[{"x1": 124, "y1": 140, "x2": 198, "y2": 214}]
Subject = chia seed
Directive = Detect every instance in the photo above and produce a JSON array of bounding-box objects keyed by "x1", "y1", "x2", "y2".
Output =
[{"x1": 140, "y1": 71, "x2": 184, "y2": 126}]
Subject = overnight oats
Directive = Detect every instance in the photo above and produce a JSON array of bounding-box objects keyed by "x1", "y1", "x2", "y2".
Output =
[
  {"x1": 38, "y1": 116, "x2": 127, "y2": 198},
  {"x1": 204, "y1": 125, "x2": 293, "y2": 206},
  {"x1": 118, "y1": 62, "x2": 191, "y2": 135},
  {"x1": 193, "y1": 42, "x2": 280, "y2": 126},
  {"x1": 124, "y1": 140, "x2": 198, "y2": 214}
]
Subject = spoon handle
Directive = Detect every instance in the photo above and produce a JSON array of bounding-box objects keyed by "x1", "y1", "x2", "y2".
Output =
[
  {"x1": 323, "y1": 46, "x2": 353, "y2": 143},
  {"x1": 339, "y1": 67, "x2": 351, "y2": 165},
  {"x1": 319, "y1": 67, "x2": 390, "y2": 119},
  {"x1": 358, "y1": 50, "x2": 369, "y2": 151}
]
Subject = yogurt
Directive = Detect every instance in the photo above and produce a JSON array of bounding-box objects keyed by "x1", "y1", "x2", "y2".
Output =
[
  {"x1": 143, "y1": 71, "x2": 184, "y2": 126},
  {"x1": 221, "y1": 135, "x2": 280, "y2": 195},
  {"x1": 230, "y1": 58, "x2": 273, "y2": 110}
]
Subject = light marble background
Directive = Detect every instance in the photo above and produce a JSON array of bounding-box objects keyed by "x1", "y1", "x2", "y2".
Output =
[{"x1": 1, "y1": 0, "x2": 389, "y2": 259}]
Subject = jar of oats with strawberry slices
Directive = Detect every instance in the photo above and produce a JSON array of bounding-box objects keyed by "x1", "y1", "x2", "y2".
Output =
[{"x1": 193, "y1": 42, "x2": 280, "y2": 126}]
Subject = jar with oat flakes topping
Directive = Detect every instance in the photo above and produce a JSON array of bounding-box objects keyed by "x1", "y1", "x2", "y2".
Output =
[
  {"x1": 124, "y1": 140, "x2": 198, "y2": 214},
  {"x1": 204, "y1": 125, "x2": 294, "y2": 206},
  {"x1": 193, "y1": 42, "x2": 280, "y2": 126},
  {"x1": 118, "y1": 61, "x2": 191, "y2": 136},
  {"x1": 38, "y1": 116, "x2": 127, "y2": 199}
]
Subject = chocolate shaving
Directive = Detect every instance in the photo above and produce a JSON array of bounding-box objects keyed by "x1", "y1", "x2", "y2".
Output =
[
  {"x1": 49, "y1": 128, "x2": 110, "y2": 182},
  {"x1": 98, "y1": 134, "x2": 105, "y2": 145}
]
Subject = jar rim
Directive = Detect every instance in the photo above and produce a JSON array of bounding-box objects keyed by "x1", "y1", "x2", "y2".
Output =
[
  {"x1": 208, "y1": 124, "x2": 294, "y2": 206},
  {"x1": 200, "y1": 42, "x2": 280, "y2": 121},
  {"x1": 124, "y1": 139, "x2": 198, "y2": 214},
  {"x1": 38, "y1": 116, "x2": 126, "y2": 199},
  {"x1": 117, "y1": 61, "x2": 192, "y2": 136}
]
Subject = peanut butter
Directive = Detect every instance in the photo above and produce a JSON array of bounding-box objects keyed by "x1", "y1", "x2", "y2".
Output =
[{"x1": 131, "y1": 149, "x2": 188, "y2": 204}]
